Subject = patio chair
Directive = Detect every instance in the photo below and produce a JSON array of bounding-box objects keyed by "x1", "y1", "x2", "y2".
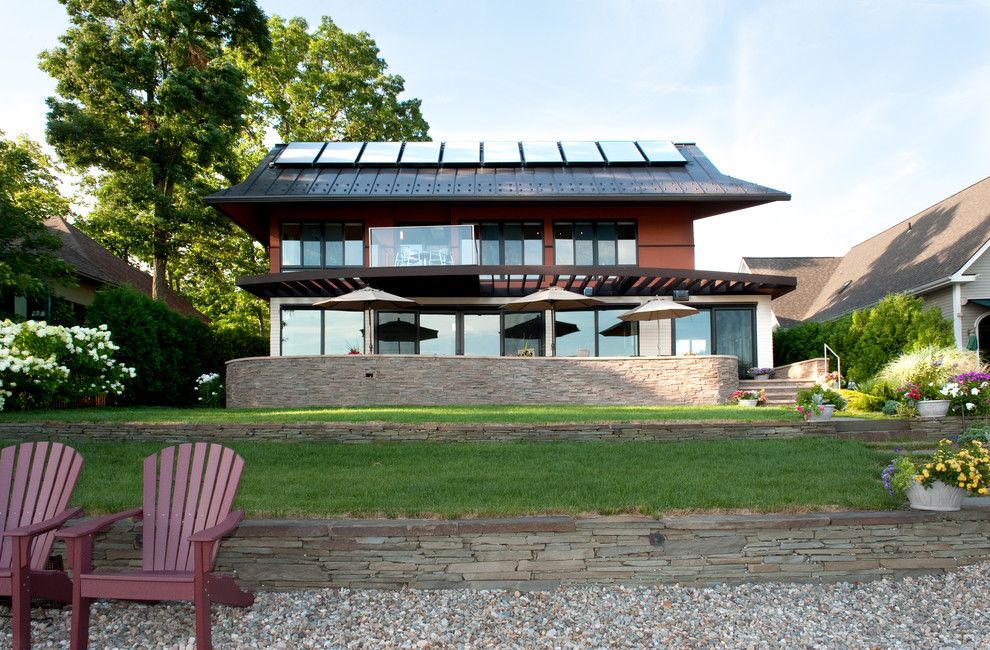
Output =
[
  {"x1": 0, "y1": 442, "x2": 84, "y2": 650},
  {"x1": 58, "y1": 443, "x2": 252, "y2": 650}
]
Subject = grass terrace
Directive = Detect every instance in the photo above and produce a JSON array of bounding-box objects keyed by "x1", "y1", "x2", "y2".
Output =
[
  {"x1": 0, "y1": 405, "x2": 806, "y2": 424},
  {"x1": 24, "y1": 438, "x2": 899, "y2": 518}
]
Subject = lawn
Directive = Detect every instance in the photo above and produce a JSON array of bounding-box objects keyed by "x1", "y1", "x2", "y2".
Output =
[
  {"x1": 0, "y1": 404, "x2": 805, "y2": 424},
  {"x1": 44, "y1": 438, "x2": 898, "y2": 518}
]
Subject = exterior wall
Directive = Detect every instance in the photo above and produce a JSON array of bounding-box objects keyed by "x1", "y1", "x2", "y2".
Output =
[
  {"x1": 921, "y1": 286, "x2": 954, "y2": 322},
  {"x1": 226, "y1": 354, "x2": 740, "y2": 408},
  {"x1": 77, "y1": 509, "x2": 990, "y2": 591},
  {"x1": 265, "y1": 202, "x2": 697, "y2": 272},
  {"x1": 773, "y1": 358, "x2": 827, "y2": 380},
  {"x1": 962, "y1": 250, "x2": 990, "y2": 302}
]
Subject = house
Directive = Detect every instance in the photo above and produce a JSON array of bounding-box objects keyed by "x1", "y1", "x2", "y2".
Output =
[
  {"x1": 742, "y1": 176, "x2": 990, "y2": 358},
  {"x1": 208, "y1": 140, "x2": 794, "y2": 406},
  {"x1": 2, "y1": 216, "x2": 204, "y2": 323}
]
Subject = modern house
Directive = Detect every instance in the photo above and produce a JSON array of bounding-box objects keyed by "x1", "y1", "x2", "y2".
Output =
[
  {"x1": 2, "y1": 217, "x2": 203, "y2": 324},
  {"x1": 208, "y1": 140, "x2": 794, "y2": 406},
  {"x1": 742, "y1": 176, "x2": 990, "y2": 358}
]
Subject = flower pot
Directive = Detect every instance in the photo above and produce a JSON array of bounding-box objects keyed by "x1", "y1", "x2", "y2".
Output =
[
  {"x1": 753, "y1": 373, "x2": 770, "y2": 381},
  {"x1": 916, "y1": 399, "x2": 950, "y2": 418},
  {"x1": 906, "y1": 479, "x2": 965, "y2": 511},
  {"x1": 738, "y1": 399, "x2": 758, "y2": 407},
  {"x1": 808, "y1": 404, "x2": 835, "y2": 421}
]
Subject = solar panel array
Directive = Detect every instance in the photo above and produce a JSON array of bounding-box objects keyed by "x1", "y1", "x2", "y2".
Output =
[{"x1": 273, "y1": 140, "x2": 686, "y2": 167}]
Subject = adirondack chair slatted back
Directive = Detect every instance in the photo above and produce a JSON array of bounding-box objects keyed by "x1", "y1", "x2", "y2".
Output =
[
  {"x1": 0, "y1": 442, "x2": 83, "y2": 571},
  {"x1": 142, "y1": 443, "x2": 245, "y2": 572}
]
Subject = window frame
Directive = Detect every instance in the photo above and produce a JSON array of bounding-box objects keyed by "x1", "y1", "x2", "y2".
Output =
[
  {"x1": 281, "y1": 221, "x2": 365, "y2": 270},
  {"x1": 553, "y1": 221, "x2": 638, "y2": 266}
]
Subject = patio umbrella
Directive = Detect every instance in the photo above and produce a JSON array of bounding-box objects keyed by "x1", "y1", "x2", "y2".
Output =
[
  {"x1": 502, "y1": 286, "x2": 603, "y2": 356},
  {"x1": 313, "y1": 287, "x2": 418, "y2": 354},
  {"x1": 598, "y1": 320, "x2": 638, "y2": 338},
  {"x1": 504, "y1": 318, "x2": 580, "y2": 339},
  {"x1": 617, "y1": 299, "x2": 699, "y2": 356},
  {"x1": 375, "y1": 319, "x2": 439, "y2": 343}
]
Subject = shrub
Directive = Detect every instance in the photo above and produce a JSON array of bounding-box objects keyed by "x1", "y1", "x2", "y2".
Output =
[
  {"x1": 959, "y1": 425, "x2": 990, "y2": 447},
  {"x1": 795, "y1": 385, "x2": 847, "y2": 418},
  {"x1": 86, "y1": 286, "x2": 212, "y2": 406},
  {"x1": 0, "y1": 319, "x2": 135, "y2": 409},
  {"x1": 195, "y1": 372, "x2": 225, "y2": 408},
  {"x1": 876, "y1": 346, "x2": 982, "y2": 392},
  {"x1": 881, "y1": 400, "x2": 900, "y2": 416},
  {"x1": 838, "y1": 389, "x2": 883, "y2": 412}
]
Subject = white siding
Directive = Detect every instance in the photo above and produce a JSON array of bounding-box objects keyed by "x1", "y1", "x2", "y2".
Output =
[
  {"x1": 921, "y1": 286, "x2": 954, "y2": 323},
  {"x1": 963, "y1": 250, "x2": 990, "y2": 302}
]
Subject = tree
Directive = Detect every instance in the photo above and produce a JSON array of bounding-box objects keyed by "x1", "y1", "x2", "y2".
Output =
[
  {"x1": 0, "y1": 133, "x2": 73, "y2": 302},
  {"x1": 40, "y1": 0, "x2": 270, "y2": 300},
  {"x1": 238, "y1": 15, "x2": 430, "y2": 143}
]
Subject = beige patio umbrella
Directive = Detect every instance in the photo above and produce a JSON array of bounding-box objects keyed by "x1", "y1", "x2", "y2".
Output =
[
  {"x1": 314, "y1": 287, "x2": 418, "y2": 354},
  {"x1": 502, "y1": 286, "x2": 603, "y2": 356},
  {"x1": 617, "y1": 299, "x2": 699, "y2": 356}
]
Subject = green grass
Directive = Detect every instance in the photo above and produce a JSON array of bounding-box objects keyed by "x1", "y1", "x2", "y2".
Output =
[
  {"x1": 46, "y1": 438, "x2": 898, "y2": 518},
  {"x1": 0, "y1": 404, "x2": 804, "y2": 424}
]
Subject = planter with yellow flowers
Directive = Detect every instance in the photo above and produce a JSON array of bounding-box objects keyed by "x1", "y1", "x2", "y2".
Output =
[{"x1": 881, "y1": 440, "x2": 990, "y2": 512}]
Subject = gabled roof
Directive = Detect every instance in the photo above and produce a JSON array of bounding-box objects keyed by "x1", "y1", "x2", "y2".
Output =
[
  {"x1": 45, "y1": 217, "x2": 206, "y2": 321},
  {"x1": 805, "y1": 176, "x2": 990, "y2": 322},
  {"x1": 207, "y1": 141, "x2": 790, "y2": 242},
  {"x1": 740, "y1": 257, "x2": 841, "y2": 326}
]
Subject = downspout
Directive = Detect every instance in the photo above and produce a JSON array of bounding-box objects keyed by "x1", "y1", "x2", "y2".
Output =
[{"x1": 952, "y1": 283, "x2": 964, "y2": 348}]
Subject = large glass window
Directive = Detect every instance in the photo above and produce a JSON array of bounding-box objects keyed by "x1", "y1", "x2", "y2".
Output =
[
  {"x1": 281, "y1": 309, "x2": 322, "y2": 356},
  {"x1": 324, "y1": 311, "x2": 364, "y2": 355},
  {"x1": 463, "y1": 313, "x2": 501, "y2": 356},
  {"x1": 469, "y1": 222, "x2": 543, "y2": 266},
  {"x1": 377, "y1": 312, "x2": 418, "y2": 355},
  {"x1": 420, "y1": 313, "x2": 457, "y2": 356},
  {"x1": 555, "y1": 308, "x2": 639, "y2": 357},
  {"x1": 281, "y1": 308, "x2": 363, "y2": 355},
  {"x1": 281, "y1": 222, "x2": 363, "y2": 269},
  {"x1": 503, "y1": 312, "x2": 545, "y2": 356},
  {"x1": 554, "y1": 222, "x2": 636, "y2": 265},
  {"x1": 672, "y1": 306, "x2": 756, "y2": 378}
]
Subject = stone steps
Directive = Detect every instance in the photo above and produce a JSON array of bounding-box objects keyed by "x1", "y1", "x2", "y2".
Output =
[{"x1": 740, "y1": 378, "x2": 817, "y2": 406}]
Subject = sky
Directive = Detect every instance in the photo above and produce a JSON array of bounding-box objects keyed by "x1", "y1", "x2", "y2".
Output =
[{"x1": 2, "y1": 0, "x2": 989, "y2": 271}]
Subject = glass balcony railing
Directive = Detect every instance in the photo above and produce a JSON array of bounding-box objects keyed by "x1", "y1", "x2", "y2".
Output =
[{"x1": 369, "y1": 225, "x2": 479, "y2": 267}]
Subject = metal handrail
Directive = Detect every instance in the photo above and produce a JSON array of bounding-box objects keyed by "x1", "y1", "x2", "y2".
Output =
[{"x1": 823, "y1": 343, "x2": 841, "y2": 385}]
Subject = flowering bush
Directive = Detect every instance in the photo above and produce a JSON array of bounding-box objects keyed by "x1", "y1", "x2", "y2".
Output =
[
  {"x1": 899, "y1": 381, "x2": 952, "y2": 402},
  {"x1": 730, "y1": 388, "x2": 765, "y2": 404},
  {"x1": 944, "y1": 372, "x2": 990, "y2": 416},
  {"x1": 748, "y1": 367, "x2": 773, "y2": 378},
  {"x1": 883, "y1": 440, "x2": 990, "y2": 497},
  {"x1": 877, "y1": 346, "x2": 981, "y2": 394},
  {"x1": 0, "y1": 320, "x2": 135, "y2": 410},
  {"x1": 195, "y1": 373, "x2": 225, "y2": 408}
]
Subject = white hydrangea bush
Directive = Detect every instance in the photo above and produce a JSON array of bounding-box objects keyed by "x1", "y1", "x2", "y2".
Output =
[
  {"x1": 195, "y1": 372, "x2": 224, "y2": 408},
  {"x1": 0, "y1": 320, "x2": 136, "y2": 410}
]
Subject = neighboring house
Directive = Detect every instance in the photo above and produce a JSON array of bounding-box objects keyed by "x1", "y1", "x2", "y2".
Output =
[
  {"x1": 3, "y1": 216, "x2": 204, "y2": 323},
  {"x1": 738, "y1": 257, "x2": 841, "y2": 329},
  {"x1": 208, "y1": 140, "x2": 794, "y2": 376},
  {"x1": 742, "y1": 176, "x2": 990, "y2": 358}
]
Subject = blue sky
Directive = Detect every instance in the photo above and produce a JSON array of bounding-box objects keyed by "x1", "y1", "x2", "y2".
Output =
[{"x1": 2, "y1": 0, "x2": 989, "y2": 271}]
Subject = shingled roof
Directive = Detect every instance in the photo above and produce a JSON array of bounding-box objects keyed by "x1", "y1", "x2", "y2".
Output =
[
  {"x1": 804, "y1": 176, "x2": 990, "y2": 322},
  {"x1": 740, "y1": 257, "x2": 841, "y2": 326},
  {"x1": 45, "y1": 217, "x2": 205, "y2": 321}
]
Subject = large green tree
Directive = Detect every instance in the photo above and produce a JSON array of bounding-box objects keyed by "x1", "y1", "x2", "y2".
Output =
[
  {"x1": 238, "y1": 15, "x2": 430, "y2": 143},
  {"x1": 40, "y1": 0, "x2": 270, "y2": 300},
  {"x1": 0, "y1": 133, "x2": 73, "y2": 302}
]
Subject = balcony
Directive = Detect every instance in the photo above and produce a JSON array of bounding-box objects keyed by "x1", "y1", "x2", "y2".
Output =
[{"x1": 369, "y1": 225, "x2": 479, "y2": 268}]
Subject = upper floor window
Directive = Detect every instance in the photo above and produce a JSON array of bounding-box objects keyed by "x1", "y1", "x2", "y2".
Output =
[
  {"x1": 553, "y1": 222, "x2": 636, "y2": 265},
  {"x1": 282, "y1": 222, "x2": 363, "y2": 269},
  {"x1": 468, "y1": 222, "x2": 543, "y2": 265}
]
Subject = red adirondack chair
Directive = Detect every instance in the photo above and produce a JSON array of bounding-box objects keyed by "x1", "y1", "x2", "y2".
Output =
[
  {"x1": 58, "y1": 443, "x2": 252, "y2": 650},
  {"x1": 0, "y1": 442, "x2": 84, "y2": 650}
]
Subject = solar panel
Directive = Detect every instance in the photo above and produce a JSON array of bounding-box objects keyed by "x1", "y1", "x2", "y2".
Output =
[
  {"x1": 276, "y1": 142, "x2": 325, "y2": 165},
  {"x1": 637, "y1": 140, "x2": 686, "y2": 164},
  {"x1": 560, "y1": 141, "x2": 604, "y2": 165},
  {"x1": 441, "y1": 141, "x2": 481, "y2": 165},
  {"x1": 316, "y1": 142, "x2": 364, "y2": 165},
  {"x1": 483, "y1": 141, "x2": 522, "y2": 165},
  {"x1": 358, "y1": 141, "x2": 403, "y2": 164},
  {"x1": 521, "y1": 141, "x2": 563, "y2": 165},
  {"x1": 400, "y1": 141, "x2": 442, "y2": 164},
  {"x1": 598, "y1": 141, "x2": 646, "y2": 164}
]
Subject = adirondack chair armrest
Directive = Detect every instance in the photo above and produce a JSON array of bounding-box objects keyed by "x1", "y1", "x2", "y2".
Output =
[
  {"x1": 188, "y1": 509, "x2": 245, "y2": 544},
  {"x1": 3, "y1": 506, "x2": 85, "y2": 538},
  {"x1": 56, "y1": 507, "x2": 144, "y2": 539}
]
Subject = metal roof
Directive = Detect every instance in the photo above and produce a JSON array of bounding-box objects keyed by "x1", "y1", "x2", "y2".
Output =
[
  {"x1": 206, "y1": 142, "x2": 789, "y2": 204},
  {"x1": 236, "y1": 265, "x2": 797, "y2": 300}
]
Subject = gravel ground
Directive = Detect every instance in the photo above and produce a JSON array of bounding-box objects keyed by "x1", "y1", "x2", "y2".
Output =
[{"x1": 5, "y1": 562, "x2": 990, "y2": 649}]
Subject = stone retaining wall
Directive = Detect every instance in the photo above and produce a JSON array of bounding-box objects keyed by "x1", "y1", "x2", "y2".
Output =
[
  {"x1": 226, "y1": 355, "x2": 741, "y2": 408},
  {"x1": 75, "y1": 508, "x2": 990, "y2": 591},
  {"x1": 772, "y1": 358, "x2": 828, "y2": 380},
  {"x1": 0, "y1": 418, "x2": 968, "y2": 445}
]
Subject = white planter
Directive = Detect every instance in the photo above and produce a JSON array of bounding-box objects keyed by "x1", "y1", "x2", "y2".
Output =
[
  {"x1": 808, "y1": 404, "x2": 835, "y2": 421},
  {"x1": 738, "y1": 399, "x2": 758, "y2": 407},
  {"x1": 906, "y1": 479, "x2": 965, "y2": 511},
  {"x1": 753, "y1": 374, "x2": 770, "y2": 381},
  {"x1": 917, "y1": 399, "x2": 950, "y2": 418}
]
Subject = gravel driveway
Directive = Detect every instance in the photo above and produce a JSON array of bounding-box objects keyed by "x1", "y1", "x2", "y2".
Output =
[{"x1": 7, "y1": 561, "x2": 990, "y2": 649}]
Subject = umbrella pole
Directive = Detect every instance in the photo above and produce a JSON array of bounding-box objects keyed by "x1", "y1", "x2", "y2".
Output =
[
  {"x1": 549, "y1": 306, "x2": 555, "y2": 357},
  {"x1": 366, "y1": 307, "x2": 372, "y2": 355}
]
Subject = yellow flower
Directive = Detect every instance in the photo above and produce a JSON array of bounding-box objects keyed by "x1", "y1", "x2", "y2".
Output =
[
  {"x1": 923, "y1": 469, "x2": 930, "y2": 478},
  {"x1": 959, "y1": 473, "x2": 967, "y2": 482},
  {"x1": 936, "y1": 463, "x2": 946, "y2": 472},
  {"x1": 980, "y1": 488, "x2": 988, "y2": 495}
]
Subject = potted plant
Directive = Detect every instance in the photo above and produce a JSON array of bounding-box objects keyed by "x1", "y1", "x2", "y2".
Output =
[
  {"x1": 748, "y1": 367, "x2": 773, "y2": 380},
  {"x1": 347, "y1": 344, "x2": 362, "y2": 355},
  {"x1": 945, "y1": 372, "x2": 990, "y2": 417},
  {"x1": 730, "y1": 388, "x2": 765, "y2": 407},
  {"x1": 900, "y1": 382, "x2": 951, "y2": 418},
  {"x1": 516, "y1": 340, "x2": 535, "y2": 357},
  {"x1": 795, "y1": 385, "x2": 847, "y2": 421},
  {"x1": 882, "y1": 439, "x2": 990, "y2": 511}
]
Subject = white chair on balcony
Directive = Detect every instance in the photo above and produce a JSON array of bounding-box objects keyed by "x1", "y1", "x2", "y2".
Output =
[{"x1": 395, "y1": 245, "x2": 425, "y2": 266}]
